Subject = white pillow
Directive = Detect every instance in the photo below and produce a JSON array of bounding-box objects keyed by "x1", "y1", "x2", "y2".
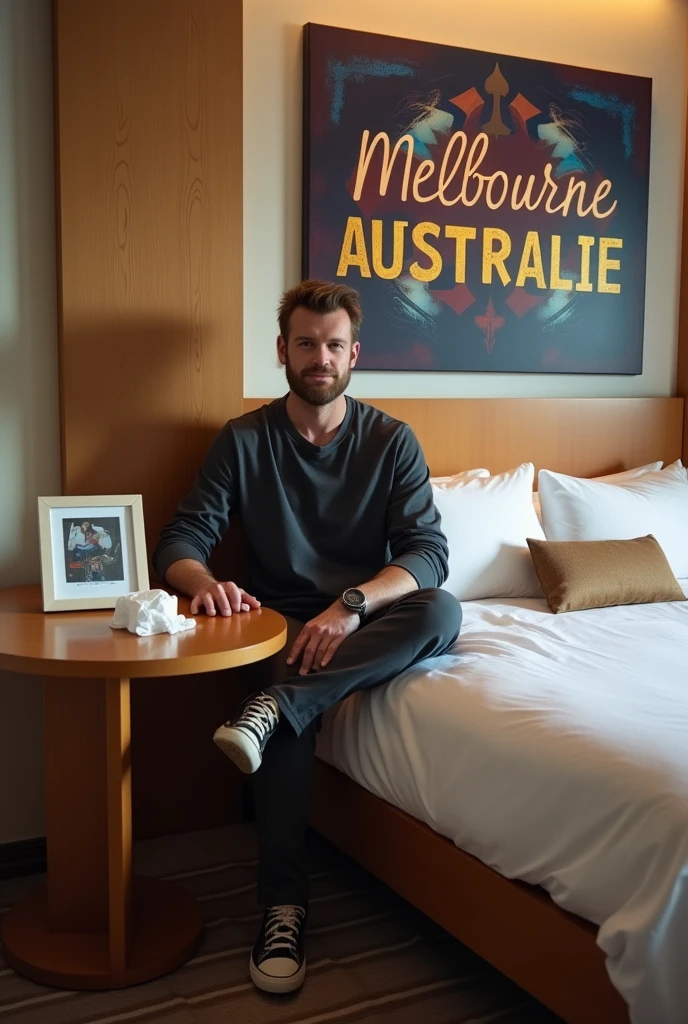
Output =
[
  {"x1": 532, "y1": 462, "x2": 663, "y2": 521},
  {"x1": 538, "y1": 463, "x2": 688, "y2": 578},
  {"x1": 592, "y1": 461, "x2": 663, "y2": 482},
  {"x1": 431, "y1": 468, "x2": 490, "y2": 484},
  {"x1": 432, "y1": 463, "x2": 544, "y2": 601},
  {"x1": 665, "y1": 459, "x2": 687, "y2": 480}
]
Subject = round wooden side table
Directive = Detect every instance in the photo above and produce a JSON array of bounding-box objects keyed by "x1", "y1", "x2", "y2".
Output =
[{"x1": 0, "y1": 584, "x2": 287, "y2": 990}]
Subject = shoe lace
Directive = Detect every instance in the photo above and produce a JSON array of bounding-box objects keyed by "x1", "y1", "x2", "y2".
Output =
[
  {"x1": 263, "y1": 905, "x2": 305, "y2": 956},
  {"x1": 234, "y1": 693, "x2": 279, "y2": 741}
]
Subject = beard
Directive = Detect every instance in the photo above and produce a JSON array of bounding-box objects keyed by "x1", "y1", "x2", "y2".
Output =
[{"x1": 285, "y1": 356, "x2": 352, "y2": 407}]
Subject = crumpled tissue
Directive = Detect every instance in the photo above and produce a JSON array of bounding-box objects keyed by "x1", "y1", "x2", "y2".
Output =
[{"x1": 110, "y1": 589, "x2": 196, "y2": 636}]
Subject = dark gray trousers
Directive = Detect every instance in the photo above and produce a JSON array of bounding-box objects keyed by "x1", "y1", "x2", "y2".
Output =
[{"x1": 242, "y1": 587, "x2": 462, "y2": 907}]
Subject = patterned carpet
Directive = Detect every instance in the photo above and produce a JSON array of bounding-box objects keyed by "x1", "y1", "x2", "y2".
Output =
[{"x1": 0, "y1": 824, "x2": 563, "y2": 1024}]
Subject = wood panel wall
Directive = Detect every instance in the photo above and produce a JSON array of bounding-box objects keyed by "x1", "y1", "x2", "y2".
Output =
[
  {"x1": 679, "y1": 75, "x2": 688, "y2": 461},
  {"x1": 54, "y1": 0, "x2": 245, "y2": 839},
  {"x1": 675, "y1": 60, "x2": 688, "y2": 464},
  {"x1": 244, "y1": 397, "x2": 683, "y2": 478}
]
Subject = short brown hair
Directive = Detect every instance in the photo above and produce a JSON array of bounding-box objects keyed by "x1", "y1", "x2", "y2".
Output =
[{"x1": 277, "y1": 279, "x2": 363, "y2": 342}]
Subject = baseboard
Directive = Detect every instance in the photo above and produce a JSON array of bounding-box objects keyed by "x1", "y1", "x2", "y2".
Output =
[{"x1": 0, "y1": 837, "x2": 47, "y2": 880}]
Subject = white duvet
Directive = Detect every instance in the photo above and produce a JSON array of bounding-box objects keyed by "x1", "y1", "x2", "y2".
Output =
[{"x1": 316, "y1": 586, "x2": 688, "y2": 1024}]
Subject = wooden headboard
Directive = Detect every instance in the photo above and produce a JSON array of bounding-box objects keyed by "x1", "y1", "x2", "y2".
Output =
[{"x1": 244, "y1": 397, "x2": 684, "y2": 479}]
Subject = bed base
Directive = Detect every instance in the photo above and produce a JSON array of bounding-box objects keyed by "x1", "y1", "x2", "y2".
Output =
[{"x1": 310, "y1": 758, "x2": 629, "y2": 1024}]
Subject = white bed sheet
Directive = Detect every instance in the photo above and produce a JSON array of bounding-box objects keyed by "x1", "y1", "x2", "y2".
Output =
[{"x1": 316, "y1": 585, "x2": 688, "y2": 1024}]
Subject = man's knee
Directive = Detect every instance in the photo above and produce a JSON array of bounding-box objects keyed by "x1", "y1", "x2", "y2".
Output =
[{"x1": 412, "y1": 587, "x2": 462, "y2": 641}]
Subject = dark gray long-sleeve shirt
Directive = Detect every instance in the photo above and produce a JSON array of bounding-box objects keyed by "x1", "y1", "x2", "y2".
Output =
[{"x1": 153, "y1": 395, "x2": 449, "y2": 619}]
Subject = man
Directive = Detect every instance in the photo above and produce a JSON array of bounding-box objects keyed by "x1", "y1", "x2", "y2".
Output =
[{"x1": 153, "y1": 279, "x2": 462, "y2": 995}]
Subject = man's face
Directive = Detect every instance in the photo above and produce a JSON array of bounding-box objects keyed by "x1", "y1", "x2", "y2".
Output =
[{"x1": 277, "y1": 306, "x2": 360, "y2": 407}]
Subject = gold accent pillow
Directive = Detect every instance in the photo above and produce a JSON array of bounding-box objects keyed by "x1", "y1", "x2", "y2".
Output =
[{"x1": 526, "y1": 535, "x2": 686, "y2": 614}]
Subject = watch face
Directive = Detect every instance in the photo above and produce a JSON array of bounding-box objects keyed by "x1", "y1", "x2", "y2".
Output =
[{"x1": 343, "y1": 588, "x2": 366, "y2": 610}]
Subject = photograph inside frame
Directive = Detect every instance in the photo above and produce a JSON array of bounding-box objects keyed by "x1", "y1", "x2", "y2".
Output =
[{"x1": 61, "y1": 516, "x2": 125, "y2": 584}]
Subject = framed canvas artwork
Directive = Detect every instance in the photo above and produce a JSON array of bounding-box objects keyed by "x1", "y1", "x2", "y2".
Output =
[{"x1": 303, "y1": 24, "x2": 652, "y2": 373}]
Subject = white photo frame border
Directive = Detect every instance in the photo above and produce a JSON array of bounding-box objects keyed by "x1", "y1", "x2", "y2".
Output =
[{"x1": 38, "y1": 494, "x2": 149, "y2": 612}]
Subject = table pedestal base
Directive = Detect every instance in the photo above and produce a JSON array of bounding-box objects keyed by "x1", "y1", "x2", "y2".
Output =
[{"x1": 1, "y1": 876, "x2": 203, "y2": 990}]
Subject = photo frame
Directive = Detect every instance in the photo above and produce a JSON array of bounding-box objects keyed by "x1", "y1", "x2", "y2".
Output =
[{"x1": 38, "y1": 494, "x2": 149, "y2": 612}]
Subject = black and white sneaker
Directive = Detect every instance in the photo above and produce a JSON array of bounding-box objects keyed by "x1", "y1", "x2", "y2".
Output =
[
  {"x1": 212, "y1": 692, "x2": 280, "y2": 774},
  {"x1": 250, "y1": 904, "x2": 307, "y2": 993}
]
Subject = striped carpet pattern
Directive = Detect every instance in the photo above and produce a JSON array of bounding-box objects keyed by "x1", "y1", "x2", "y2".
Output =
[{"x1": 0, "y1": 824, "x2": 563, "y2": 1024}]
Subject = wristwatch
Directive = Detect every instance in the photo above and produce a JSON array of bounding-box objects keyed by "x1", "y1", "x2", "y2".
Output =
[{"x1": 341, "y1": 587, "x2": 367, "y2": 620}]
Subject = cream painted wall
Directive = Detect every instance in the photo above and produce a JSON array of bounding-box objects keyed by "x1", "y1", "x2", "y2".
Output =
[
  {"x1": 0, "y1": 0, "x2": 59, "y2": 843},
  {"x1": 244, "y1": 0, "x2": 687, "y2": 398}
]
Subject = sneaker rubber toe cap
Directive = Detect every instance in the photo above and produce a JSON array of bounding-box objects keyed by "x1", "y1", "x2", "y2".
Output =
[{"x1": 250, "y1": 955, "x2": 306, "y2": 993}]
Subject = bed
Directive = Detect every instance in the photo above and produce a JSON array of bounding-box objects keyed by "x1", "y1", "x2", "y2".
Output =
[
  {"x1": 316, "y1": 586, "x2": 688, "y2": 1024},
  {"x1": 244, "y1": 396, "x2": 688, "y2": 1024}
]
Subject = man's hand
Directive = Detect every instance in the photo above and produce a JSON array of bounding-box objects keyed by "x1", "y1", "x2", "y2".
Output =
[
  {"x1": 287, "y1": 603, "x2": 359, "y2": 675},
  {"x1": 190, "y1": 580, "x2": 261, "y2": 617}
]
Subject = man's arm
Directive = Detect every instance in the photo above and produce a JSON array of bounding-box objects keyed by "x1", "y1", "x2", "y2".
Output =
[
  {"x1": 385, "y1": 423, "x2": 449, "y2": 588},
  {"x1": 153, "y1": 424, "x2": 235, "y2": 580},
  {"x1": 286, "y1": 564, "x2": 417, "y2": 675},
  {"x1": 153, "y1": 423, "x2": 259, "y2": 616},
  {"x1": 164, "y1": 557, "x2": 260, "y2": 617},
  {"x1": 355, "y1": 564, "x2": 417, "y2": 615}
]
